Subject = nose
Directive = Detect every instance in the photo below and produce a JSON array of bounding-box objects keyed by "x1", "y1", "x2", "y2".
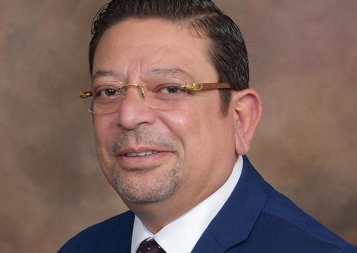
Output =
[{"x1": 115, "y1": 85, "x2": 156, "y2": 130}]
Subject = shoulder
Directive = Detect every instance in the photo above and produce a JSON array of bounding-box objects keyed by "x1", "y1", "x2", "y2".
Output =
[
  {"x1": 58, "y1": 211, "x2": 135, "y2": 253},
  {"x1": 253, "y1": 189, "x2": 357, "y2": 252}
]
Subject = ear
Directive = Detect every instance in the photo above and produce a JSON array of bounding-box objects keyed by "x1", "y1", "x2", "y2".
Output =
[{"x1": 232, "y1": 88, "x2": 262, "y2": 155}]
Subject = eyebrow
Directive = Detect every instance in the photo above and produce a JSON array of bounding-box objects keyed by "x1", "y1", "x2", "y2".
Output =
[
  {"x1": 148, "y1": 68, "x2": 194, "y2": 80},
  {"x1": 92, "y1": 67, "x2": 195, "y2": 82},
  {"x1": 92, "y1": 70, "x2": 123, "y2": 82}
]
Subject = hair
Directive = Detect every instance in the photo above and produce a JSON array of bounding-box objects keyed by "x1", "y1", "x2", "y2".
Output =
[{"x1": 89, "y1": 0, "x2": 249, "y2": 115}]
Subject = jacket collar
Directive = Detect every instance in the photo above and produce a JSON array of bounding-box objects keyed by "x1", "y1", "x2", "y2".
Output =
[{"x1": 192, "y1": 156, "x2": 270, "y2": 252}]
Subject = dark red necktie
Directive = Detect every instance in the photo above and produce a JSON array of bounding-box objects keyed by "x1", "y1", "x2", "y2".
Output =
[{"x1": 136, "y1": 238, "x2": 166, "y2": 253}]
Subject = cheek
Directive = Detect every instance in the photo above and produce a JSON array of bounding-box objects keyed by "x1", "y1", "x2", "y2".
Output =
[
  {"x1": 93, "y1": 116, "x2": 115, "y2": 145},
  {"x1": 157, "y1": 106, "x2": 200, "y2": 142},
  {"x1": 157, "y1": 106, "x2": 211, "y2": 165},
  {"x1": 93, "y1": 119, "x2": 117, "y2": 184},
  {"x1": 93, "y1": 118, "x2": 117, "y2": 169}
]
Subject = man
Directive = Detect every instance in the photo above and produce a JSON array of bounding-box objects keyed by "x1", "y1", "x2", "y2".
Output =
[{"x1": 59, "y1": 0, "x2": 357, "y2": 252}]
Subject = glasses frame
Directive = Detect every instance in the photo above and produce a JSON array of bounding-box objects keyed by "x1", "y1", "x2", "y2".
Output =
[{"x1": 79, "y1": 82, "x2": 233, "y2": 99}]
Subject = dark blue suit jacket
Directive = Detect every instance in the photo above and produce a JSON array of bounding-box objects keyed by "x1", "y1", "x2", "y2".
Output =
[{"x1": 59, "y1": 156, "x2": 357, "y2": 252}]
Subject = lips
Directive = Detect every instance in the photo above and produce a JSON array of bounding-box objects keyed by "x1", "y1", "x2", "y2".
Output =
[
  {"x1": 114, "y1": 139, "x2": 176, "y2": 161},
  {"x1": 125, "y1": 151, "x2": 159, "y2": 157},
  {"x1": 114, "y1": 144, "x2": 175, "y2": 169}
]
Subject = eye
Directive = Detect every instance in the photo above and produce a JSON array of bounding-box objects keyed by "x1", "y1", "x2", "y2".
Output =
[
  {"x1": 151, "y1": 84, "x2": 188, "y2": 101},
  {"x1": 158, "y1": 85, "x2": 185, "y2": 94},
  {"x1": 101, "y1": 89, "x2": 118, "y2": 97},
  {"x1": 94, "y1": 87, "x2": 124, "y2": 98}
]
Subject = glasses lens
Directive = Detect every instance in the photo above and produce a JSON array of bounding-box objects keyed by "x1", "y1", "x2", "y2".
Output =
[
  {"x1": 85, "y1": 78, "x2": 191, "y2": 114},
  {"x1": 145, "y1": 78, "x2": 188, "y2": 111}
]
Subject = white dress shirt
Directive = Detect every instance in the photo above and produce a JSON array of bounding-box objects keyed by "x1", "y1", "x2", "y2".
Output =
[{"x1": 131, "y1": 156, "x2": 243, "y2": 253}]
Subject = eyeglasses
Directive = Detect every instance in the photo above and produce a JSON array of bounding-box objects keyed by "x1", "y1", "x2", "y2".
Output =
[{"x1": 79, "y1": 80, "x2": 233, "y2": 115}]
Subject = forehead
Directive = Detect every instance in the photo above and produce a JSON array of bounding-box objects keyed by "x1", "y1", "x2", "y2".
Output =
[{"x1": 92, "y1": 18, "x2": 218, "y2": 81}]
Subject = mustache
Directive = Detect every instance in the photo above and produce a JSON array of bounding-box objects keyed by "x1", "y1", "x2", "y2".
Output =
[{"x1": 111, "y1": 127, "x2": 176, "y2": 155}]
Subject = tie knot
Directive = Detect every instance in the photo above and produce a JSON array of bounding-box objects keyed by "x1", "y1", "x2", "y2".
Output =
[{"x1": 136, "y1": 238, "x2": 166, "y2": 253}]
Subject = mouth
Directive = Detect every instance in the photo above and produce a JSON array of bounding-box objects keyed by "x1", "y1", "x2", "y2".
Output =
[
  {"x1": 115, "y1": 144, "x2": 175, "y2": 169},
  {"x1": 124, "y1": 151, "x2": 159, "y2": 157}
]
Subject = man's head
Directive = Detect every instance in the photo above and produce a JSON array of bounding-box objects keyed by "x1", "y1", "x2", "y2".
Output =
[
  {"x1": 89, "y1": 0, "x2": 261, "y2": 229},
  {"x1": 89, "y1": 0, "x2": 249, "y2": 114}
]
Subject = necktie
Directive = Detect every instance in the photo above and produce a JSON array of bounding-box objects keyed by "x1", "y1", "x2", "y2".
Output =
[{"x1": 136, "y1": 238, "x2": 166, "y2": 253}]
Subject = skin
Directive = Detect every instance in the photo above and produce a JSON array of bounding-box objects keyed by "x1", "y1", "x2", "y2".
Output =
[{"x1": 92, "y1": 18, "x2": 262, "y2": 233}]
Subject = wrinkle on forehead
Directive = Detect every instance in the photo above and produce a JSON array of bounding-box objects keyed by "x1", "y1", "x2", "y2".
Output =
[{"x1": 93, "y1": 18, "x2": 216, "y2": 83}]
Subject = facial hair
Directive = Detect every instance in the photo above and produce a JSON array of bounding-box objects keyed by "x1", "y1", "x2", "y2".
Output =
[{"x1": 109, "y1": 126, "x2": 183, "y2": 203}]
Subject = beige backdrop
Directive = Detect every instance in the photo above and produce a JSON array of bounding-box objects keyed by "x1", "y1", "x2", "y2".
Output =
[{"x1": 1, "y1": 1, "x2": 356, "y2": 252}]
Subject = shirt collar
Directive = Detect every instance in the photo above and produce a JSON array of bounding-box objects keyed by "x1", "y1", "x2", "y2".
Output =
[{"x1": 131, "y1": 156, "x2": 243, "y2": 253}]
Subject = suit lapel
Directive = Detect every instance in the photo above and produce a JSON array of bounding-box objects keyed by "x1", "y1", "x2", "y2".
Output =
[
  {"x1": 102, "y1": 211, "x2": 135, "y2": 252},
  {"x1": 192, "y1": 156, "x2": 270, "y2": 252}
]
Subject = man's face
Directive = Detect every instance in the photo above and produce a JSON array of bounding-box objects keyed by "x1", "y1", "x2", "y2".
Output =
[{"x1": 92, "y1": 18, "x2": 238, "y2": 208}]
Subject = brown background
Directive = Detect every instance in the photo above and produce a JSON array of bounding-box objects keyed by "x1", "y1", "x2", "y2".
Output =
[{"x1": 1, "y1": 1, "x2": 356, "y2": 252}]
